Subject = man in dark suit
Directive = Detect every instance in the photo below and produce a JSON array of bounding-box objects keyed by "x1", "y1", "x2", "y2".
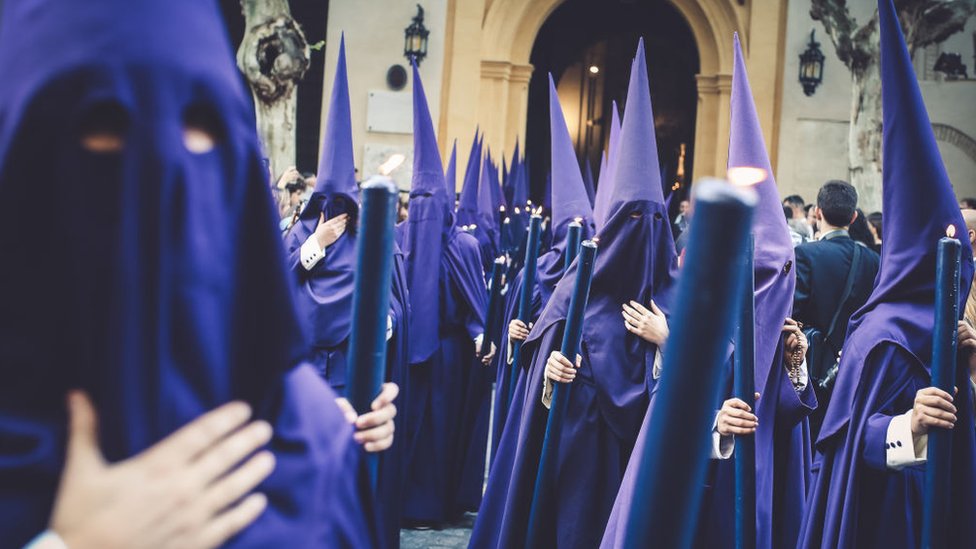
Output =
[{"x1": 793, "y1": 180, "x2": 880, "y2": 439}]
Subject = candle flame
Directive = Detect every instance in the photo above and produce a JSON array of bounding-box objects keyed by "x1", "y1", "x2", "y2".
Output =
[
  {"x1": 947, "y1": 224, "x2": 957, "y2": 238},
  {"x1": 574, "y1": 216, "x2": 583, "y2": 223},
  {"x1": 378, "y1": 154, "x2": 406, "y2": 176},
  {"x1": 592, "y1": 236, "x2": 600, "y2": 244},
  {"x1": 727, "y1": 166, "x2": 767, "y2": 187},
  {"x1": 514, "y1": 207, "x2": 521, "y2": 214},
  {"x1": 500, "y1": 205, "x2": 506, "y2": 212},
  {"x1": 503, "y1": 217, "x2": 511, "y2": 224}
]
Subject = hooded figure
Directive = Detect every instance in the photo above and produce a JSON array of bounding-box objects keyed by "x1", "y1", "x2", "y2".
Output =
[
  {"x1": 593, "y1": 100, "x2": 622, "y2": 229},
  {"x1": 283, "y1": 37, "x2": 410, "y2": 548},
  {"x1": 488, "y1": 74, "x2": 597, "y2": 461},
  {"x1": 799, "y1": 1, "x2": 976, "y2": 547},
  {"x1": 583, "y1": 155, "x2": 596, "y2": 206},
  {"x1": 692, "y1": 34, "x2": 818, "y2": 549},
  {"x1": 0, "y1": 0, "x2": 373, "y2": 546},
  {"x1": 457, "y1": 132, "x2": 496, "y2": 269},
  {"x1": 471, "y1": 42, "x2": 676, "y2": 549},
  {"x1": 402, "y1": 65, "x2": 489, "y2": 525}
]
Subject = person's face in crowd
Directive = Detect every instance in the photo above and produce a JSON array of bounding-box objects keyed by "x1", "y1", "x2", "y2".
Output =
[
  {"x1": 289, "y1": 189, "x2": 303, "y2": 207},
  {"x1": 678, "y1": 200, "x2": 690, "y2": 216},
  {"x1": 783, "y1": 200, "x2": 803, "y2": 220},
  {"x1": 806, "y1": 206, "x2": 818, "y2": 231}
]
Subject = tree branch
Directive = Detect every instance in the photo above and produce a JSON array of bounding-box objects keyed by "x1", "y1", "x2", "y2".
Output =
[
  {"x1": 811, "y1": 0, "x2": 878, "y2": 75},
  {"x1": 895, "y1": 0, "x2": 976, "y2": 55}
]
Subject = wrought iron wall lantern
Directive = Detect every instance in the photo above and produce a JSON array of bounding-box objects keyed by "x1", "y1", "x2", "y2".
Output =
[
  {"x1": 799, "y1": 29, "x2": 825, "y2": 96},
  {"x1": 404, "y1": 4, "x2": 429, "y2": 66}
]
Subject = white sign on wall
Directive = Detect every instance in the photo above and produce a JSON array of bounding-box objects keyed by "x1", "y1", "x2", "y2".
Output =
[{"x1": 366, "y1": 90, "x2": 412, "y2": 135}]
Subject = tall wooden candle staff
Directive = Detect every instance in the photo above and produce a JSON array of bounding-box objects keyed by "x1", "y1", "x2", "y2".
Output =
[
  {"x1": 525, "y1": 239, "x2": 597, "y2": 546},
  {"x1": 480, "y1": 256, "x2": 507, "y2": 360},
  {"x1": 345, "y1": 176, "x2": 398, "y2": 491},
  {"x1": 922, "y1": 225, "x2": 962, "y2": 549},
  {"x1": 622, "y1": 179, "x2": 757, "y2": 549},
  {"x1": 506, "y1": 214, "x2": 543, "y2": 410}
]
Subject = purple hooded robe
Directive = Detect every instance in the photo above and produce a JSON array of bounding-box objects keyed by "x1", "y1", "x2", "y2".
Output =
[
  {"x1": 0, "y1": 1, "x2": 373, "y2": 547},
  {"x1": 798, "y1": 1, "x2": 976, "y2": 547},
  {"x1": 401, "y1": 64, "x2": 488, "y2": 523}
]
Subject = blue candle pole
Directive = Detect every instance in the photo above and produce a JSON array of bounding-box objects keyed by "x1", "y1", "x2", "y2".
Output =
[
  {"x1": 734, "y1": 234, "x2": 757, "y2": 549},
  {"x1": 622, "y1": 179, "x2": 757, "y2": 549},
  {"x1": 564, "y1": 220, "x2": 582, "y2": 270},
  {"x1": 506, "y1": 214, "x2": 543, "y2": 411},
  {"x1": 922, "y1": 231, "x2": 961, "y2": 549},
  {"x1": 480, "y1": 256, "x2": 507, "y2": 360},
  {"x1": 525, "y1": 240, "x2": 598, "y2": 547},
  {"x1": 345, "y1": 176, "x2": 398, "y2": 491}
]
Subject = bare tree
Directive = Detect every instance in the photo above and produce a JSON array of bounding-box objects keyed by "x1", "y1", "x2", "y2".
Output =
[
  {"x1": 811, "y1": 0, "x2": 975, "y2": 211},
  {"x1": 237, "y1": 0, "x2": 310, "y2": 178}
]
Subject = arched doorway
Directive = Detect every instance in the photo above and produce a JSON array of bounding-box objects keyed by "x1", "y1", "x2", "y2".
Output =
[
  {"x1": 460, "y1": 0, "x2": 785, "y2": 192},
  {"x1": 524, "y1": 0, "x2": 700, "y2": 200}
]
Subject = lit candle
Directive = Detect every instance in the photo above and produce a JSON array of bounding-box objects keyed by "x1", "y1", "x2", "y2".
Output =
[
  {"x1": 525, "y1": 240, "x2": 598, "y2": 547},
  {"x1": 481, "y1": 256, "x2": 506, "y2": 360},
  {"x1": 922, "y1": 224, "x2": 962, "y2": 548},
  {"x1": 564, "y1": 218, "x2": 583, "y2": 270},
  {"x1": 345, "y1": 176, "x2": 398, "y2": 490},
  {"x1": 622, "y1": 179, "x2": 757, "y2": 548},
  {"x1": 506, "y1": 214, "x2": 543, "y2": 411}
]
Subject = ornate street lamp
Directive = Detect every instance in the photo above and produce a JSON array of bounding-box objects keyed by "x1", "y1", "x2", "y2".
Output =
[
  {"x1": 798, "y1": 29, "x2": 825, "y2": 96},
  {"x1": 404, "y1": 4, "x2": 429, "y2": 66}
]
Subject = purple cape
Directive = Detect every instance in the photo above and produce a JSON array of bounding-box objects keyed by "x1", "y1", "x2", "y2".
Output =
[
  {"x1": 404, "y1": 227, "x2": 488, "y2": 522},
  {"x1": 0, "y1": 1, "x2": 372, "y2": 546},
  {"x1": 799, "y1": 1, "x2": 976, "y2": 547}
]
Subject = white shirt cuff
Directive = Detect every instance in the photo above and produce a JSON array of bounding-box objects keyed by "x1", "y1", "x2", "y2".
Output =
[
  {"x1": 300, "y1": 235, "x2": 325, "y2": 271},
  {"x1": 652, "y1": 348, "x2": 664, "y2": 380},
  {"x1": 24, "y1": 531, "x2": 69, "y2": 549},
  {"x1": 386, "y1": 315, "x2": 393, "y2": 342},
  {"x1": 886, "y1": 410, "x2": 926, "y2": 469},
  {"x1": 711, "y1": 411, "x2": 734, "y2": 460}
]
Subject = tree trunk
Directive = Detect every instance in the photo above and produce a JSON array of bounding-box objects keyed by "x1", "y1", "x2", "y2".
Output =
[
  {"x1": 848, "y1": 60, "x2": 883, "y2": 213},
  {"x1": 237, "y1": 0, "x2": 309, "y2": 179}
]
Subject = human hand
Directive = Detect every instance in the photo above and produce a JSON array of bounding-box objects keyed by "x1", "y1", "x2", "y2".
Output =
[
  {"x1": 276, "y1": 166, "x2": 301, "y2": 189},
  {"x1": 782, "y1": 319, "x2": 807, "y2": 365},
  {"x1": 716, "y1": 393, "x2": 761, "y2": 436},
  {"x1": 475, "y1": 337, "x2": 497, "y2": 365},
  {"x1": 509, "y1": 319, "x2": 531, "y2": 342},
  {"x1": 911, "y1": 386, "x2": 957, "y2": 436},
  {"x1": 51, "y1": 391, "x2": 274, "y2": 549},
  {"x1": 545, "y1": 351, "x2": 581, "y2": 383},
  {"x1": 622, "y1": 300, "x2": 669, "y2": 346},
  {"x1": 314, "y1": 213, "x2": 348, "y2": 249},
  {"x1": 335, "y1": 383, "x2": 398, "y2": 453}
]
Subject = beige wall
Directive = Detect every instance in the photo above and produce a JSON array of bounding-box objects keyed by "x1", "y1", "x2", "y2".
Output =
[
  {"x1": 322, "y1": 0, "x2": 448, "y2": 189},
  {"x1": 776, "y1": 0, "x2": 976, "y2": 211}
]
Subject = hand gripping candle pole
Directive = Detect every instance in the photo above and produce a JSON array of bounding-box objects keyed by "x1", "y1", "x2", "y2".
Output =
[
  {"x1": 622, "y1": 179, "x2": 757, "y2": 549},
  {"x1": 734, "y1": 233, "x2": 757, "y2": 549},
  {"x1": 564, "y1": 220, "x2": 583, "y2": 269},
  {"x1": 505, "y1": 214, "x2": 543, "y2": 411},
  {"x1": 922, "y1": 225, "x2": 962, "y2": 549},
  {"x1": 345, "y1": 176, "x2": 398, "y2": 492},
  {"x1": 525, "y1": 240, "x2": 597, "y2": 548},
  {"x1": 480, "y1": 256, "x2": 507, "y2": 360}
]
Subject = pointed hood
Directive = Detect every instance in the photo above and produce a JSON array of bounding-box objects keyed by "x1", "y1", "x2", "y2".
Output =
[
  {"x1": 488, "y1": 148, "x2": 507, "y2": 210},
  {"x1": 853, "y1": 0, "x2": 974, "y2": 318},
  {"x1": 507, "y1": 139, "x2": 521, "y2": 205},
  {"x1": 404, "y1": 62, "x2": 448, "y2": 363},
  {"x1": 583, "y1": 155, "x2": 596, "y2": 206},
  {"x1": 308, "y1": 35, "x2": 358, "y2": 221},
  {"x1": 606, "y1": 40, "x2": 665, "y2": 215},
  {"x1": 820, "y1": 0, "x2": 975, "y2": 445},
  {"x1": 547, "y1": 74, "x2": 595, "y2": 234},
  {"x1": 477, "y1": 153, "x2": 499, "y2": 237},
  {"x1": 457, "y1": 130, "x2": 482, "y2": 226},
  {"x1": 593, "y1": 100, "x2": 622, "y2": 228},
  {"x1": 445, "y1": 139, "x2": 458, "y2": 202},
  {"x1": 532, "y1": 73, "x2": 597, "y2": 304},
  {"x1": 728, "y1": 33, "x2": 796, "y2": 394}
]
